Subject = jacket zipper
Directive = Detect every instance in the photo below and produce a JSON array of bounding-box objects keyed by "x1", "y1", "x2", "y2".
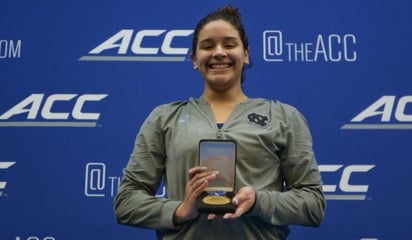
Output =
[{"x1": 216, "y1": 128, "x2": 222, "y2": 139}]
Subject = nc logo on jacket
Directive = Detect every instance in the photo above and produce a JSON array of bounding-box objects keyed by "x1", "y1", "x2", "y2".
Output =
[{"x1": 247, "y1": 112, "x2": 269, "y2": 127}]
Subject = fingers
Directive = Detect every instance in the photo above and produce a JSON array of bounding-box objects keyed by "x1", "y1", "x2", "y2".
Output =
[
  {"x1": 188, "y1": 166, "x2": 208, "y2": 179},
  {"x1": 188, "y1": 166, "x2": 218, "y2": 187},
  {"x1": 208, "y1": 194, "x2": 252, "y2": 220},
  {"x1": 232, "y1": 197, "x2": 239, "y2": 206},
  {"x1": 207, "y1": 213, "x2": 217, "y2": 220},
  {"x1": 186, "y1": 167, "x2": 219, "y2": 200},
  {"x1": 187, "y1": 167, "x2": 257, "y2": 220},
  {"x1": 176, "y1": 167, "x2": 222, "y2": 224},
  {"x1": 222, "y1": 187, "x2": 256, "y2": 219},
  {"x1": 222, "y1": 199, "x2": 244, "y2": 219}
]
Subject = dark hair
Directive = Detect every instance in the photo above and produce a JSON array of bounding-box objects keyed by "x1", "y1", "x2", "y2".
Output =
[
  {"x1": 192, "y1": 5, "x2": 251, "y2": 83},
  {"x1": 192, "y1": 5, "x2": 249, "y2": 54}
]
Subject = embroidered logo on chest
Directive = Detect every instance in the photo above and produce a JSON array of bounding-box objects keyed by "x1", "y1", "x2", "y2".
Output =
[{"x1": 247, "y1": 112, "x2": 269, "y2": 127}]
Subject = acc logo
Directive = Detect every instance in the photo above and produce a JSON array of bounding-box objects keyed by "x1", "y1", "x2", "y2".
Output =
[
  {"x1": 0, "y1": 93, "x2": 108, "y2": 127},
  {"x1": 263, "y1": 30, "x2": 357, "y2": 62},
  {"x1": 16, "y1": 236, "x2": 56, "y2": 240},
  {"x1": 0, "y1": 161, "x2": 16, "y2": 197},
  {"x1": 341, "y1": 95, "x2": 412, "y2": 129},
  {"x1": 79, "y1": 29, "x2": 194, "y2": 62},
  {"x1": 84, "y1": 162, "x2": 166, "y2": 198},
  {"x1": 319, "y1": 164, "x2": 375, "y2": 200}
]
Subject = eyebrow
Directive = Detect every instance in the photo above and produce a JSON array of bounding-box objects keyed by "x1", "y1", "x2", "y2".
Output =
[{"x1": 198, "y1": 36, "x2": 239, "y2": 43}]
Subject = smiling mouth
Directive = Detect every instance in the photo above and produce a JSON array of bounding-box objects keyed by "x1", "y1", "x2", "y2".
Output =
[{"x1": 208, "y1": 63, "x2": 232, "y2": 69}]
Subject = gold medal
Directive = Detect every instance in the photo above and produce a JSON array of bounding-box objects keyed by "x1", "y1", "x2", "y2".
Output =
[{"x1": 202, "y1": 195, "x2": 231, "y2": 205}]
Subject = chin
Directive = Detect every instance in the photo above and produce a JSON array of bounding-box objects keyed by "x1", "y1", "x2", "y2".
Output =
[{"x1": 207, "y1": 77, "x2": 230, "y2": 84}]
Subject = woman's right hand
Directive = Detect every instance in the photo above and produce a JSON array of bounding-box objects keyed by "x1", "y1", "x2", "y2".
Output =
[{"x1": 173, "y1": 166, "x2": 218, "y2": 225}]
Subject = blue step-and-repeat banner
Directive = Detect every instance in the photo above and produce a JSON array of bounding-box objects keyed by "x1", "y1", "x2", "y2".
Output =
[{"x1": 1, "y1": 0, "x2": 411, "y2": 239}]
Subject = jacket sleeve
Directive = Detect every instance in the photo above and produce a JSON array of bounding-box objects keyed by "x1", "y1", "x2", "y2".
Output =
[
  {"x1": 248, "y1": 106, "x2": 326, "y2": 227},
  {"x1": 113, "y1": 106, "x2": 181, "y2": 230}
]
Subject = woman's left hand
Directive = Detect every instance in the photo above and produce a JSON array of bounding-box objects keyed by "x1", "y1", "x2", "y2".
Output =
[{"x1": 207, "y1": 186, "x2": 256, "y2": 220}]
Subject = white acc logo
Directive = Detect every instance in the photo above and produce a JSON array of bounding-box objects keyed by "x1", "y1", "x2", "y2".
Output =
[
  {"x1": 79, "y1": 29, "x2": 194, "y2": 62},
  {"x1": 319, "y1": 164, "x2": 375, "y2": 200},
  {"x1": 0, "y1": 161, "x2": 16, "y2": 196},
  {"x1": 342, "y1": 95, "x2": 412, "y2": 129},
  {"x1": 0, "y1": 93, "x2": 108, "y2": 127}
]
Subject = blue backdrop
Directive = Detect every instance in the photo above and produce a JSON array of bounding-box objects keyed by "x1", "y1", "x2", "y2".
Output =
[{"x1": 1, "y1": 1, "x2": 411, "y2": 239}]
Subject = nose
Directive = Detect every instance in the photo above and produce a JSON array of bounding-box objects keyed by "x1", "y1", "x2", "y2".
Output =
[{"x1": 212, "y1": 45, "x2": 227, "y2": 58}]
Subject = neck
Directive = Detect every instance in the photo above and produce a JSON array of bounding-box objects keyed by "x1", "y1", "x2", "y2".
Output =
[
  {"x1": 202, "y1": 89, "x2": 248, "y2": 105},
  {"x1": 202, "y1": 91, "x2": 248, "y2": 124}
]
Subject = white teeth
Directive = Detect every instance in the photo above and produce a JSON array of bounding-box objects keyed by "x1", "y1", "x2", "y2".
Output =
[{"x1": 210, "y1": 63, "x2": 231, "y2": 69}]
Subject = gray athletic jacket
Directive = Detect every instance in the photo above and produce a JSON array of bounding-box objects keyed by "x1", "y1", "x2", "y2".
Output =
[{"x1": 114, "y1": 97, "x2": 326, "y2": 240}]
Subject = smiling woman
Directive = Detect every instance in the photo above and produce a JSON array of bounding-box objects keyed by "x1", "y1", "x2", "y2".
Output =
[{"x1": 114, "y1": 5, "x2": 325, "y2": 240}]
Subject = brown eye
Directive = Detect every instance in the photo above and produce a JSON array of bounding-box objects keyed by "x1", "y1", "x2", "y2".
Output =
[
  {"x1": 224, "y1": 40, "x2": 238, "y2": 49},
  {"x1": 199, "y1": 42, "x2": 214, "y2": 50}
]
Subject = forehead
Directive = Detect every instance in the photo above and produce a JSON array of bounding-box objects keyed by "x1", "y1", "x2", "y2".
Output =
[{"x1": 198, "y1": 20, "x2": 240, "y2": 41}]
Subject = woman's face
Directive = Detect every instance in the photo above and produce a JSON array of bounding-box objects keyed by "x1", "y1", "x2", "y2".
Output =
[{"x1": 191, "y1": 20, "x2": 249, "y2": 91}]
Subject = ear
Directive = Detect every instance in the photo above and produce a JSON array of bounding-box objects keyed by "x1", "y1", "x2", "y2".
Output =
[
  {"x1": 244, "y1": 47, "x2": 250, "y2": 65},
  {"x1": 190, "y1": 52, "x2": 199, "y2": 69}
]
